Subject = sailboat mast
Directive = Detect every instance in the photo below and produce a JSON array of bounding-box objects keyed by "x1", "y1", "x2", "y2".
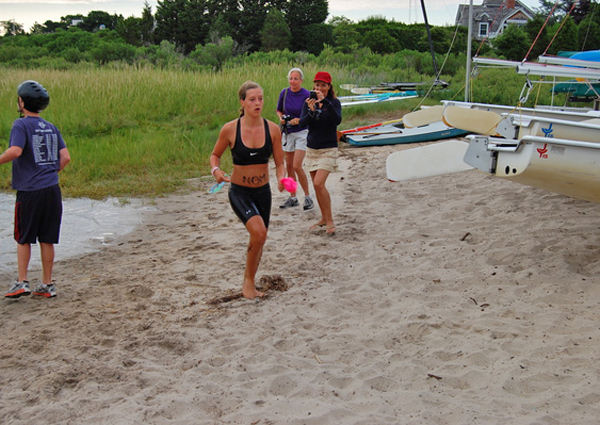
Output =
[
  {"x1": 465, "y1": 0, "x2": 473, "y2": 102},
  {"x1": 420, "y1": 0, "x2": 440, "y2": 79}
]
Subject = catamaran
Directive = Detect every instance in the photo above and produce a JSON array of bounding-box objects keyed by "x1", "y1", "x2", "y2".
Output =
[
  {"x1": 387, "y1": 52, "x2": 600, "y2": 204},
  {"x1": 386, "y1": 0, "x2": 600, "y2": 204}
]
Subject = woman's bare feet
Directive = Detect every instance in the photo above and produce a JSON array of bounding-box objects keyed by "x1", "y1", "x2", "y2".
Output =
[
  {"x1": 309, "y1": 220, "x2": 327, "y2": 230},
  {"x1": 242, "y1": 280, "x2": 264, "y2": 299}
]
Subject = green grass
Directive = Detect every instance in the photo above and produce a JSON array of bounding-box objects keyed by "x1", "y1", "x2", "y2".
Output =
[
  {"x1": 0, "y1": 66, "x2": 274, "y2": 198},
  {"x1": 0, "y1": 63, "x2": 580, "y2": 199},
  {"x1": 0, "y1": 64, "x2": 415, "y2": 199}
]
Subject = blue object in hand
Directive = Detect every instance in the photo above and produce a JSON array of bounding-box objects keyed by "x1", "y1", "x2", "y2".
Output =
[{"x1": 208, "y1": 181, "x2": 226, "y2": 194}]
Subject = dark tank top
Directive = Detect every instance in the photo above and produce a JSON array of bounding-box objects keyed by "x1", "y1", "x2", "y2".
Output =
[{"x1": 231, "y1": 118, "x2": 272, "y2": 166}]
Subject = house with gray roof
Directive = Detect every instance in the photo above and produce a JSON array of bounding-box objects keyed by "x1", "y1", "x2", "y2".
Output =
[{"x1": 455, "y1": 0, "x2": 536, "y2": 40}]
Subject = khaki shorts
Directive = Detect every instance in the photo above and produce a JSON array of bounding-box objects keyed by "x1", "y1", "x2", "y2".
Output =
[
  {"x1": 282, "y1": 129, "x2": 308, "y2": 153},
  {"x1": 305, "y1": 147, "x2": 338, "y2": 173}
]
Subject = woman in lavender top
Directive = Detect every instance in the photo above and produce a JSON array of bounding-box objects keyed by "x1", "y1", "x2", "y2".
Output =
[{"x1": 276, "y1": 68, "x2": 314, "y2": 211}]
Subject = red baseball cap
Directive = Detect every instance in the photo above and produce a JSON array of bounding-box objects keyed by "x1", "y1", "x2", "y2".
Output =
[{"x1": 313, "y1": 71, "x2": 332, "y2": 84}]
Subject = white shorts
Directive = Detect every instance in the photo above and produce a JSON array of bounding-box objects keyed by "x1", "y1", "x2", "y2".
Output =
[{"x1": 282, "y1": 129, "x2": 308, "y2": 153}]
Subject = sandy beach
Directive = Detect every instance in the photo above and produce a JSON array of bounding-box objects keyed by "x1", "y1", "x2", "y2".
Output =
[{"x1": 1, "y1": 138, "x2": 600, "y2": 424}]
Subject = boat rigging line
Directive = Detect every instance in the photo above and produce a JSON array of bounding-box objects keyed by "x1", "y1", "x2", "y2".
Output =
[
  {"x1": 542, "y1": 1, "x2": 578, "y2": 56},
  {"x1": 522, "y1": 0, "x2": 559, "y2": 62},
  {"x1": 474, "y1": 0, "x2": 510, "y2": 57}
]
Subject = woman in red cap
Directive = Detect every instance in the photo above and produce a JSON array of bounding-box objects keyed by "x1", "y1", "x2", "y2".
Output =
[{"x1": 299, "y1": 71, "x2": 342, "y2": 235}]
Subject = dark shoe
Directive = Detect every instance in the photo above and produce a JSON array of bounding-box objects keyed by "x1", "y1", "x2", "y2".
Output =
[
  {"x1": 279, "y1": 197, "x2": 299, "y2": 209},
  {"x1": 303, "y1": 196, "x2": 314, "y2": 211}
]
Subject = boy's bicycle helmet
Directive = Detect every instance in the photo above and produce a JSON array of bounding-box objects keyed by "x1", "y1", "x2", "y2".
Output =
[{"x1": 17, "y1": 80, "x2": 50, "y2": 113}]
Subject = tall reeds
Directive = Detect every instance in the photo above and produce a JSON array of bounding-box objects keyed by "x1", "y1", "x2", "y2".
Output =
[
  {"x1": 0, "y1": 64, "x2": 321, "y2": 198},
  {"x1": 1, "y1": 62, "x2": 558, "y2": 199}
]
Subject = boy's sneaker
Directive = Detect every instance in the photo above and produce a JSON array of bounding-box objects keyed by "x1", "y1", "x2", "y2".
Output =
[
  {"x1": 33, "y1": 283, "x2": 57, "y2": 298},
  {"x1": 279, "y1": 197, "x2": 299, "y2": 209},
  {"x1": 303, "y1": 196, "x2": 314, "y2": 211},
  {"x1": 4, "y1": 281, "x2": 31, "y2": 298}
]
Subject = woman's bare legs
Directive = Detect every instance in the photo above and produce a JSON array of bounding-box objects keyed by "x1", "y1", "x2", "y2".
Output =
[
  {"x1": 242, "y1": 215, "x2": 268, "y2": 299},
  {"x1": 284, "y1": 151, "x2": 297, "y2": 198},
  {"x1": 310, "y1": 169, "x2": 334, "y2": 232},
  {"x1": 293, "y1": 149, "x2": 310, "y2": 197}
]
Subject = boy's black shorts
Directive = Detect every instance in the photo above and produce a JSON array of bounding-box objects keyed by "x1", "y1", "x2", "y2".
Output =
[{"x1": 14, "y1": 185, "x2": 63, "y2": 245}]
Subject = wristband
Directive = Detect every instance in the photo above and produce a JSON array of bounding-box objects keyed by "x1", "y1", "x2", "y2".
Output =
[{"x1": 211, "y1": 166, "x2": 220, "y2": 176}]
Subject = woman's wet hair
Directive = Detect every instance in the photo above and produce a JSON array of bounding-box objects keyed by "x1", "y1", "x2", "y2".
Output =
[{"x1": 238, "y1": 81, "x2": 262, "y2": 116}]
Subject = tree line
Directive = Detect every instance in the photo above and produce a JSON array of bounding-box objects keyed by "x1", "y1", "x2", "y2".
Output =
[
  {"x1": 0, "y1": 0, "x2": 330, "y2": 55},
  {"x1": 1, "y1": 0, "x2": 599, "y2": 70}
]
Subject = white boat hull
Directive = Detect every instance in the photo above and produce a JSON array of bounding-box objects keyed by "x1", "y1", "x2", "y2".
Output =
[
  {"x1": 344, "y1": 120, "x2": 469, "y2": 147},
  {"x1": 465, "y1": 135, "x2": 600, "y2": 203},
  {"x1": 339, "y1": 92, "x2": 417, "y2": 107}
]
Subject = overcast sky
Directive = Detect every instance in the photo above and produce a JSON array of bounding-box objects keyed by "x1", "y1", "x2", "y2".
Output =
[{"x1": 1, "y1": 0, "x2": 541, "y2": 32}]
